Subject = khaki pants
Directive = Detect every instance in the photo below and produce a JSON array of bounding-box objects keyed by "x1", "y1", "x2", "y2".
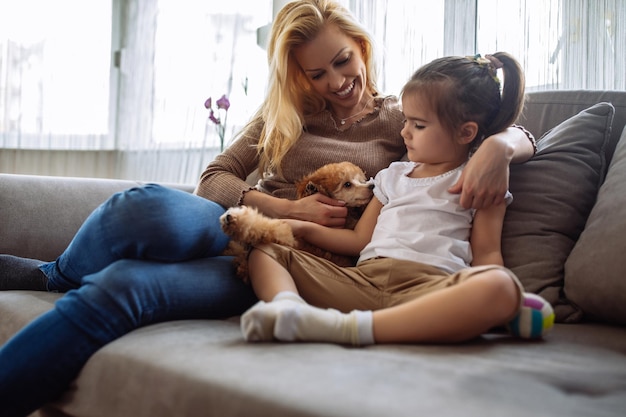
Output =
[{"x1": 256, "y1": 243, "x2": 524, "y2": 314}]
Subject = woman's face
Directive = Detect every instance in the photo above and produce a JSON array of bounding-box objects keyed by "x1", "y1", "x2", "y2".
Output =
[{"x1": 293, "y1": 24, "x2": 369, "y2": 118}]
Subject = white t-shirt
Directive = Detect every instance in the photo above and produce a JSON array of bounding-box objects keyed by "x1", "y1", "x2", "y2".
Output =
[{"x1": 358, "y1": 161, "x2": 512, "y2": 273}]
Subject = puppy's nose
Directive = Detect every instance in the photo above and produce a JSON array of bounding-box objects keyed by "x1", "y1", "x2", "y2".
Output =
[{"x1": 368, "y1": 183, "x2": 374, "y2": 190}]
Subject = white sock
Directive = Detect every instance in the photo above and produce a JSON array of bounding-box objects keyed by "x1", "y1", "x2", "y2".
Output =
[
  {"x1": 240, "y1": 291, "x2": 305, "y2": 342},
  {"x1": 274, "y1": 305, "x2": 374, "y2": 346}
]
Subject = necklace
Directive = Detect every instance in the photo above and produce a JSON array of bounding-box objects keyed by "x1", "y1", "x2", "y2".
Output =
[{"x1": 333, "y1": 96, "x2": 376, "y2": 125}]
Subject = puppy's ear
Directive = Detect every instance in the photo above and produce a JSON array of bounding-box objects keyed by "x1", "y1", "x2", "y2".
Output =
[
  {"x1": 310, "y1": 180, "x2": 331, "y2": 198},
  {"x1": 305, "y1": 179, "x2": 333, "y2": 198}
]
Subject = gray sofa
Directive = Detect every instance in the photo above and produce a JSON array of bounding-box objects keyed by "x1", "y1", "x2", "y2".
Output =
[{"x1": 2, "y1": 90, "x2": 626, "y2": 417}]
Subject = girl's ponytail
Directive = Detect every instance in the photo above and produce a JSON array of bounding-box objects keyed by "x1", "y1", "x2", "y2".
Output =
[{"x1": 484, "y1": 52, "x2": 525, "y2": 136}]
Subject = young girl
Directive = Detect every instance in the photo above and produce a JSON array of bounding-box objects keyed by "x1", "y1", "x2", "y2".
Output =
[{"x1": 240, "y1": 52, "x2": 554, "y2": 345}]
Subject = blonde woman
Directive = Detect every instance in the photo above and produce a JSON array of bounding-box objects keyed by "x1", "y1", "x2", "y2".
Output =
[{"x1": 0, "y1": 1, "x2": 535, "y2": 415}]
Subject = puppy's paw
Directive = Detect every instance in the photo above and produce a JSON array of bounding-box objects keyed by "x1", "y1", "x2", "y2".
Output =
[
  {"x1": 220, "y1": 206, "x2": 253, "y2": 241},
  {"x1": 220, "y1": 206, "x2": 296, "y2": 247}
]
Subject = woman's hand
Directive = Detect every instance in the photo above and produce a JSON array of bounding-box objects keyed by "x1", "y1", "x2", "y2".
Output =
[
  {"x1": 287, "y1": 193, "x2": 348, "y2": 227},
  {"x1": 241, "y1": 189, "x2": 347, "y2": 226},
  {"x1": 449, "y1": 143, "x2": 510, "y2": 209}
]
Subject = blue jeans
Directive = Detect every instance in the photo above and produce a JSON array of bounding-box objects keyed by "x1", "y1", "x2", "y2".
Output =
[{"x1": 0, "y1": 184, "x2": 257, "y2": 417}]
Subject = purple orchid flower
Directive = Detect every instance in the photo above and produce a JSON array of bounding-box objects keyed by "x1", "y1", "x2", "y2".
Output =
[
  {"x1": 204, "y1": 94, "x2": 231, "y2": 151},
  {"x1": 208, "y1": 108, "x2": 220, "y2": 125},
  {"x1": 216, "y1": 94, "x2": 230, "y2": 111}
]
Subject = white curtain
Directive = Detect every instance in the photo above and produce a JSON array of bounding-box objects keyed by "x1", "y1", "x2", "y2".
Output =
[
  {"x1": 0, "y1": 0, "x2": 270, "y2": 183},
  {"x1": 560, "y1": 0, "x2": 625, "y2": 90},
  {"x1": 349, "y1": 0, "x2": 446, "y2": 96},
  {"x1": 0, "y1": 0, "x2": 115, "y2": 177},
  {"x1": 116, "y1": 0, "x2": 270, "y2": 184},
  {"x1": 353, "y1": 0, "x2": 626, "y2": 93},
  {"x1": 1, "y1": 0, "x2": 624, "y2": 183},
  {"x1": 474, "y1": 0, "x2": 625, "y2": 91}
]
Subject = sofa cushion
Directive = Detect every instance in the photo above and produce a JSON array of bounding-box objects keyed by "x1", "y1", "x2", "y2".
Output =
[
  {"x1": 564, "y1": 127, "x2": 626, "y2": 325},
  {"x1": 502, "y1": 102, "x2": 615, "y2": 323},
  {"x1": 1, "y1": 289, "x2": 624, "y2": 417}
]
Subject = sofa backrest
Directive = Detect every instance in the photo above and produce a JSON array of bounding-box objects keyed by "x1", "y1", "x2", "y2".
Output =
[
  {"x1": 518, "y1": 90, "x2": 626, "y2": 163},
  {"x1": 0, "y1": 174, "x2": 194, "y2": 261},
  {"x1": 3, "y1": 90, "x2": 625, "y2": 262}
]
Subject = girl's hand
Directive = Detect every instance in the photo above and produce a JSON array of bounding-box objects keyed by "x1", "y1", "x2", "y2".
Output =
[
  {"x1": 282, "y1": 219, "x2": 309, "y2": 239},
  {"x1": 288, "y1": 193, "x2": 348, "y2": 227}
]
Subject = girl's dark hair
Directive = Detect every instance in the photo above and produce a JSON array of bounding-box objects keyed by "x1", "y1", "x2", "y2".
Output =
[{"x1": 401, "y1": 52, "x2": 525, "y2": 143}]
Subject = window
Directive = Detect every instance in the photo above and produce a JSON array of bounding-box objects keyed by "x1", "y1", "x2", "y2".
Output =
[
  {"x1": 476, "y1": 0, "x2": 562, "y2": 90},
  {"x1": 151, "y1": 0, "x2": 270, "y2": 148},
  {"x1": 0, "y1": 0, "x2": 113, "y2": 149},
  {"x1": 353, "y1": 0, "x2": 625, "y2": 93},
  {"x1": 113, "y1": 0, "x2": 271, "y2": 182},
  {"x1": 350, "y1": 0, "x2": 445, "y2": 95},
  {"x1": 1, "y1": 0, "x2": 623, "y2": 182},
  {"x1": 474, "y1": 0, "x2": 625, "y2": 91}
]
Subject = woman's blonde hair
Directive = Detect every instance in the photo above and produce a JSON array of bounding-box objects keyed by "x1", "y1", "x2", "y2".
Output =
[{"x1": 252, "y1": 0, "x2": 378, "y2": 176}]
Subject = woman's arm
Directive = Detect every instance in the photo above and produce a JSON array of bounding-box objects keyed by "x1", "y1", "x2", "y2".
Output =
[
  {"x1": 469, "y1": 202, "x2": 507, "y2": 267},
  {"x1": 285, "y1": 197, "x2": 383, "y2": 256},
  {"x1": 195, "y1": 122, "x2": 263, "y2": 208},
  {"x1": 195, "y1": 120, "x2": 348, "y2": 226},
  {"x1": 448, "y1": 125, "x2": 535, "y2": 209}
]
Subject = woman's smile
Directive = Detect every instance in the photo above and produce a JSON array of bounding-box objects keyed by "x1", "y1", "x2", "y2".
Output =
[{"x1": 335, "y1": 80, "x2": 355, "y2": 97}]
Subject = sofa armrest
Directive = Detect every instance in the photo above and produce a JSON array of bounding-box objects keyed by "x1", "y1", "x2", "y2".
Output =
[{"x1": 0, "y1": 174, "x2": 194, "y2": 261}]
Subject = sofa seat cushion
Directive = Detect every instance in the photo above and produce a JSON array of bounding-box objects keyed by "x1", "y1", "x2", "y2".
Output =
[
  {"x1": 2, "y1": 291, "x2": 626, "y2": 417},
  {"x1": 503, "y1": 103, "x2": 615, "y2": 323},
  {"x1": 53, "y1": 321, "x2": 626, "y2": 417}
]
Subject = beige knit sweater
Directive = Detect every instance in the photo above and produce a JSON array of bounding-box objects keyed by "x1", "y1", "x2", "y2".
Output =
[{"x1": 195, "y1": 96, "x2": 406, "y2": 208}]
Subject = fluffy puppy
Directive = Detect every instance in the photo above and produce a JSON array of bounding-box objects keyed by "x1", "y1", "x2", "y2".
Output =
[
  {"x1": 220, "y1": 162, "x2": 373, "y2": 280},
  {"x1": 295, "y1": 161, "x2": 374, "y2": 229}
]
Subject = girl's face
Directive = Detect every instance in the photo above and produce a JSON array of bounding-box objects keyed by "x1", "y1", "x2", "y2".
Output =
[
  {"x1": 400, "y1": 93, "x2": 469, "y2": 168},
  {"x1": 293, "y1": 24, "x2": 369, "y2": 119}
]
